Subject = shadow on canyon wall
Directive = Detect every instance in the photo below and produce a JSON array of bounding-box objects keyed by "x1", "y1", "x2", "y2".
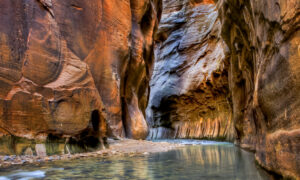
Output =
[{"x1": 0, "y1": 0, "x2": 299, "y2": 179}]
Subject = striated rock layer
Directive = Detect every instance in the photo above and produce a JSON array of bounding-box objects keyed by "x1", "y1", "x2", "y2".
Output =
[
  {"x1": 0, "y1": 0, "x2": 299, "y2": 178},
  {"x1": 146, "y1": 0, "x2": 235, "y2": 140},
  {"x1": 0, "y1": 0, "x2": 162, "y2": 142},
  {"x1": 219, "y1": 0, "x2": 300, "y2": 178},
  {"x1": 147, "y1": 0, "x2": 300, "y2": 178}
]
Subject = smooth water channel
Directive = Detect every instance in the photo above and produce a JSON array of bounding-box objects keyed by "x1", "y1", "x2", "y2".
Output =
[{"x1": 0, "y1": 140, "x2": 273, "y2": 180}]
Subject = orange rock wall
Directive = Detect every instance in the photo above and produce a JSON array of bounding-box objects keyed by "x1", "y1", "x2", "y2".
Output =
[
  {"x1": 220, "y1": 0, "x2": 300, "y2": 178},
  {"x1": 147, "y1": 0, "x2": 300, "y2": 178},
  {"x1": 0, "y1": 0, "x2": 299, "y2": 178},
  {"x1": 0, "y1": 0, "x2": 161, "y2": 140}
]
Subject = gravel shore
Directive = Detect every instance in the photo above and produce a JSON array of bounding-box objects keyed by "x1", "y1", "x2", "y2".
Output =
[{"x1": 0, "y1": 139, "x2": 182, "y2": 168}]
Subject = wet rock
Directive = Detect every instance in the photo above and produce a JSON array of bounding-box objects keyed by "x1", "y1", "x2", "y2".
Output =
[
  {"x1": 35, "y1": 144, "x2": 47, "y2": 157},
  {"x1": 24, "y1": 148, "x2": 33, "y2": 156},
  {"x1": 3, "y1": 156, "x2": 10, "y2": 161}
]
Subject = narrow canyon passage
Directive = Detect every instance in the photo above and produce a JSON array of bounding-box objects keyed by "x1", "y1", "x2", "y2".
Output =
[
  {"x1": 146, "y1": 0, "x2": 234, "y2": 141},
  {"x1": 0, "y1": 0, "x2": 299, "y2": 179}
]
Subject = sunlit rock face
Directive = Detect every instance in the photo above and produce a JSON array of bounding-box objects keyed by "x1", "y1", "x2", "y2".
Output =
[
  {"x1": 146, "y1": 0, "x2": 235, "y2": 140},
  {"x1": 0, "y1": 0, "x2": 161, "y2": 141},
  {"x1": 220, "y1": 0, "x2": 300, "y2": 178}
]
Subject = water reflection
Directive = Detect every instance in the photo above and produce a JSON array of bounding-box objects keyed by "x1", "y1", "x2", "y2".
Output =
[
  {"x1": 0, "y1": 140, "x2": 272, "y2": 180},
  {"x1": 0, "y1": 136, "x2": 103, "y2": 156}
]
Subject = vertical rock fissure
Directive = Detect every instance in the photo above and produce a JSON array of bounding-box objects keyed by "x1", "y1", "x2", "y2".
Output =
[{"x1": 116, "y1": 0, "x2": 162, "y2": 139}]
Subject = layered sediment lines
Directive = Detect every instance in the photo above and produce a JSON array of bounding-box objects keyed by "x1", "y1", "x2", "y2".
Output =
[
  {"x1": 0, "y1": 0, "x2": 299, "y2": 179},
  {"x1": 146, "y1": 0, "x2": 235, "y2": 140},
  {"x1": 220, "y1": 0, "x2": 300, "y2": 178},
  {"x1": 147, "y1": 0, "x2": 300, "y2": 178},
  {"x1": 0, "y1": 0, "x2": 162, "y2": 141}
]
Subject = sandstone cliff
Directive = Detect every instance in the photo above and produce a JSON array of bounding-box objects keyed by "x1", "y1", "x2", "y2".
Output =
[
  {"x1": 0, "y1": 0, "x2": 161, "y2": 142},
  {"x1": 0, "y1": 0, "x2": 299, "y2": 179},
  {"x1": 147, "y1": 0, "x2": 300, "y2": 178},
  {"x1": 146, "y1": 0, "x2": 235, "y2": 140},
  {"x1": 220, "y1": 0, "x2": 300, "y2": 178}
]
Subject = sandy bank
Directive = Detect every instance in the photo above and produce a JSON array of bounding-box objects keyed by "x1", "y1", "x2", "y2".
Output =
[{"x1": 0, "y1": 139, "x2": 182, "y2": 168}]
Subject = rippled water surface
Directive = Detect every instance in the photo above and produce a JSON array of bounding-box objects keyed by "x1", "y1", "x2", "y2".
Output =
[{"x1": 0, "y1": 140, "x2": 272, "y2": 180}]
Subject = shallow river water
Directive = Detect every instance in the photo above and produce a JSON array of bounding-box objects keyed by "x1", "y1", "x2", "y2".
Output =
[{"x1": 0, "y1": 140, "x2": 272, "y2": 180}]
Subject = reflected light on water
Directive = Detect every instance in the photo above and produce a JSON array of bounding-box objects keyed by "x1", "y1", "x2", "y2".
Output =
[{"x1": 0, "y1": 140, "x2": 273, "y2": 180}]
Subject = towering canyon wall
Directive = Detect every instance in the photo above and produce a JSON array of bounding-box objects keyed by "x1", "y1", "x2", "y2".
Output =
[
  {"x1": 147, "y1": 0, "x2": 300, "y2": 178},
  {"x1": 0, "y1": 0, "x2": 161, "y2": 142},
  {"x1": 220, "y1": 0, "x2": 300, "y2": 178},
  {"x1": 0, "y1": 0, "x2": 299, "y2": 178},
  {"x1": 146, "y1": 0, "x2": 235, "y2": 140}
]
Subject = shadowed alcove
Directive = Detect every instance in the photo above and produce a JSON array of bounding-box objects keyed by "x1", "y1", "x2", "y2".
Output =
[{"x1": 91, "y1": 110, "x2": 100, "y2": 132}]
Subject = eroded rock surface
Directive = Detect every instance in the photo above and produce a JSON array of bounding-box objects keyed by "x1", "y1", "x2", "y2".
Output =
[
  {"x1": 147, "y1": 0, "x2": 300, "y2": 178},
  {"x1": 0, "y1": 0, "x2": 299, "y2": 179},
  {"x1": 0, "y1": 0, "x2": 161, "y2": 141},
  {"x1": 146, "y1": 0, "x2": 235, "y2": 140},
  {"x1": 220, "y1": 0, "x2": 300, "y2": 178}
]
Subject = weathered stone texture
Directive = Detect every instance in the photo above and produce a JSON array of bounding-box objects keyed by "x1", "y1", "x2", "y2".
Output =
[
  {"x1": 146, "y1": 0, "x2": 235, "y2": 140},
  {"x1": 0, "y1": 0, "x2": 161, "y2": 140},
  {"x1": 0, "y1": 0, "x2": 300, "y2": 178},
  {"x1": 147, "y1": 0, "x2": 300, "y2": 178},
  {"x1": 220, "y1": 0, "x2": 300, "y2": 178}
]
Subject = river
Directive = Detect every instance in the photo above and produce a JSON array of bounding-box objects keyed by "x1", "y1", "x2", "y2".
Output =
[{"x1": 0, "y1": 140, "x2": 273, "y2": 180}]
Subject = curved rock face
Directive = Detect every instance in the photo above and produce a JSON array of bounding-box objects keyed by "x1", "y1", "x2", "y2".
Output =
[
  {"x1": 220, "y1": 0, "x2": 300, "y2": 178},
  {"x1": 147, "y1": 0, "x2": 299, "y2": 178},
  {"x1": 0, "y1": 0, "x2": 299, "y2": 178},
  {"x1": 146, "y1": 0, "x2": 235, "y2": 140},
  {"x1": 0, "y1": 0, "x2": 106, "y2": 141},
  {"x1": 0, "y1": 0, "x2": 161, "y2": 141}
]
